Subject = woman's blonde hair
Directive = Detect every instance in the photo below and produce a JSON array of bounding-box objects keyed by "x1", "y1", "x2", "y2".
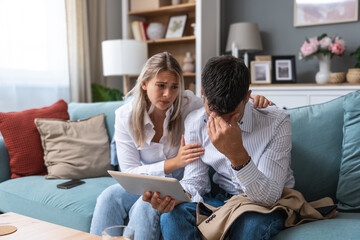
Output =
[{"x1": 129, "y1": 52, "x2": 185, "y2": 147}]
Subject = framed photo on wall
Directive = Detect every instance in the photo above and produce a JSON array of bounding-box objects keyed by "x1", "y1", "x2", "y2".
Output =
[
  {"x1": 165, "y1": 14, "x2": 188, "y2": 39},
  {"x1": 294, "y1": 0, "x2": 359, "y2": 27},
  {"x1": 271, "y1": 55, "x2": 296, "y2": 84},
  {"x1": 250, "y1": 61, "x2": 271, "y2": 84}
]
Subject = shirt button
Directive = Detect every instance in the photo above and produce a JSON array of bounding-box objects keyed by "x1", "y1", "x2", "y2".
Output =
[
  {"x1": 240, "y1": 177, "x2": 245, "y2": 182},
  {"x1": 232, "y1": 177, "x2": 236, "y2": 181}
]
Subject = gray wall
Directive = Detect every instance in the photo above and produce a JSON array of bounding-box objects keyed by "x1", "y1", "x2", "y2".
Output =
[
  {"x1": 221, "y1": 0, "x2": 360, "y2": 83},
  {"x1": 106, "y1": 0, "x2": 124, "y2": 91}
]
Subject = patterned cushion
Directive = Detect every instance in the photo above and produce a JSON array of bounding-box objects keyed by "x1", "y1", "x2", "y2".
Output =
[{"x1": 0, "y1": 100, "x2": 69, "y2": 178}]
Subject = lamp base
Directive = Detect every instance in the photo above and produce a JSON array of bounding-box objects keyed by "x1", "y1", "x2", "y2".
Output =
[
  {"x1": 124, "y1": 75, "x2": 130, "y2": 94},
  {"x1": 244, "y1": 51, "x2": 249, "y2": 68},
  {"x1": 231, "y1": 42, "x2": 238, "y2": 58}
]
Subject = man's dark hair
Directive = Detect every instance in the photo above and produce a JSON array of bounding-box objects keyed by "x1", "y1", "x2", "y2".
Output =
[{"x1": 201, "y1": 55, "x2": 250, "y2": 115}]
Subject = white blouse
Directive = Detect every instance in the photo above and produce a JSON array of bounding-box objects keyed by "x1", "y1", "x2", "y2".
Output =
[{"x1": 114, "y1": 90, "x2": 203, "y2": 180}]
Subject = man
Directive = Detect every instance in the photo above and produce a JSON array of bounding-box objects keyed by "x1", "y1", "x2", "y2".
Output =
[{"x1": 143, "y1": 55, "x2": 295, "y2": 239}]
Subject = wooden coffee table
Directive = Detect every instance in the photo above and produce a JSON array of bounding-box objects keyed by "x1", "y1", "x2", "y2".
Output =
[{"x1": 0, "y1": 212, "x2": 101, "y2": 240}]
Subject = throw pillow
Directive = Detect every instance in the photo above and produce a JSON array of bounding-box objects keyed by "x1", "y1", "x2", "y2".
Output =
[
  {"x1": 34, "y1": 113, "x2": 113, "y2": 179},
  {"x1": 336, "y1": 90, "x2": 360, "y2": 211},
  {"x1": 287, "y1": 95, "x2": 344, "y2": 202},
  {"x1": 0, "y1": 100, "x2": 69, "y2": 178}
]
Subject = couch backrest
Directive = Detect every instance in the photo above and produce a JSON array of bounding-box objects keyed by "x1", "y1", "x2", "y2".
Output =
[
  {"x1": 287, "y1": 94, "x2": 345, "y2": 202},
  {"x1": 68, "y1": 101, "x2": 124, "y2": 140},
  {"x1": 0, "y1": 101, "x2": 125, "y2": 183}
]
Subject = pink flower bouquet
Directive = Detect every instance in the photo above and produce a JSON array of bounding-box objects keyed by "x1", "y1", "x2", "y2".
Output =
[{"x1": 299, "y1": 34, "x2": 345, "y2": 60}]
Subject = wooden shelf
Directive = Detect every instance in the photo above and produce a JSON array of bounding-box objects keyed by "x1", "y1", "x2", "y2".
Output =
[
  {"x1": 129, "y1": 2, "x2": 196, "y2": 17},
  {"x1": 124, "y1": 0, "x2": 220, "y2": 96},
  {"x1": 184, "y1": 72, "x2": 196, "y2": 77},
  {"x1": 147, "y1": 35, "x2": 195, "y2": 44}
]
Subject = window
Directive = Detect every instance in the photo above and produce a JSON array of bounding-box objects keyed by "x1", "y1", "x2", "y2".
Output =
[{"x1": 0, "y1": 0, "x2": 69, "y2": 112}]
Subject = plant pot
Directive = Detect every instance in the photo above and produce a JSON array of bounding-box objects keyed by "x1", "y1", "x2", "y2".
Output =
[
  {"x1": 329, "y1": 72, "x2": 346, "y2": 83},
  {"x1": 346, "y1": 68, "x2": 360, "y2": 83}
]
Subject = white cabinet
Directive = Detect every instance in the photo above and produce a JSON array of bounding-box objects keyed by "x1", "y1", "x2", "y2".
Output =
[{"x1": 250, "y1": 84, "x2": 360, "y2": 109}]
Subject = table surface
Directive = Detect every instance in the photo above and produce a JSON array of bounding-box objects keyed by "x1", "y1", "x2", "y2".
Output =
[{"x1": 0, "y1": 212, "x2": 101, "y2": 240}]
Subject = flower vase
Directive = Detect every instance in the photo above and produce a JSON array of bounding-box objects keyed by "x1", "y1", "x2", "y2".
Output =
[{"x1": 315, "y1": 54, "x2": 331, "y2": 84}]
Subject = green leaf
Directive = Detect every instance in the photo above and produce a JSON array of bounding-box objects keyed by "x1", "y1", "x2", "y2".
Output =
[
  {"x1": 317, "y1": 33, "x2": 327, "y2": 40},
  {"x1": 91, "y1": 83, "x2": 124, "y2": 102},
  {"x1": 350, "y1": 46, "x2": 360, "y2": 68}
]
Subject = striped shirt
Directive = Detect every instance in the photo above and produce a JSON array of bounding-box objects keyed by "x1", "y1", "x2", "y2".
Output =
[{"x1": 180, "y1": 100, "x2": 295, "y2": 205}]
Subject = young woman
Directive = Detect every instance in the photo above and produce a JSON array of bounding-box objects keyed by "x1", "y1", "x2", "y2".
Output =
[{"x1": 90, "y1": 52, "x2": 272, "y2": 239}]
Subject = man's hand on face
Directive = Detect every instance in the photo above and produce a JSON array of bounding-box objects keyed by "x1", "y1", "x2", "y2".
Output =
[
  {"x1": 142, "y1": 191, "x2": 176, "y2": 213},
  {"x1": 206, "y1": 112, "x2": 249, "y2": 166}
]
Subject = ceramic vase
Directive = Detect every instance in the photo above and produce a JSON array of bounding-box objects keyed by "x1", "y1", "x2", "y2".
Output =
[
  {"x1": 182, "y1": 52, "x2": 195, "y2": 73},
  {"x1": 171, "y1": 0, "x2": 181, "y2": 5},
  {"x1": 146, "y1": 22, "x2": 164, "y2": 40},
  {"x1": 315, "y1": 54, "x2": 331, "y2": 84}
]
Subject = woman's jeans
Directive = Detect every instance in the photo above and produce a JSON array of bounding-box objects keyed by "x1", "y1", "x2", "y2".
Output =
[
  {"x1": 161, "y1": 193, "x2": 286, "y2": 240},
  {"x1": 90, "y1": 184, "x2": 161, "y2": 240}
]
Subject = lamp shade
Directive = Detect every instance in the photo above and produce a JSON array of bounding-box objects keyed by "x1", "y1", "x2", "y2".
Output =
[
  {"x1": 102, "y1": 39, "x2": 148, "y2": 76},
  {"x1": 225, "y1": 22, "x2": 263, "y2": 52}
]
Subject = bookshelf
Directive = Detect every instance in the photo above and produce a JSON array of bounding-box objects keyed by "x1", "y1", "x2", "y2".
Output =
[{"x1": 122, "y1": 0, "x2": 220, "y2": 96}]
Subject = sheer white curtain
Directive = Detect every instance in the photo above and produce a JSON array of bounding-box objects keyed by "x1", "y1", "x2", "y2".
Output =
[{"x1": 0, "y1": 0, "x2": 69, "y2": 112}]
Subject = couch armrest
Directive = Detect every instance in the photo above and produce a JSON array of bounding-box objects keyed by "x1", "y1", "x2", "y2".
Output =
[{"x1": 0, "y1": 136, "x2": 11, "y2": 182}]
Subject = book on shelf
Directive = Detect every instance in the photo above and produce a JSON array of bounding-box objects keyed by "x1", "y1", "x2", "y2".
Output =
[
  {"x1": 131, "y1": 21, "x2": 149, "y2": 41},
  {"x1": 131, "y1": 21, "x2": 142, "y2": 41},
  {"x1": 139, "y1": 21, "x2": 149, "y2": 41}
]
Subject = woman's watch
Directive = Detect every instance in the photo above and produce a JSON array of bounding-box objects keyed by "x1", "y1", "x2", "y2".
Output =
[{"x1": 231, "y1": 156, "x2": 251, "y2": 171}]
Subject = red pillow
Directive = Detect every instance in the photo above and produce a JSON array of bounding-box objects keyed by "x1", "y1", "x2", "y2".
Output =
[{"x1": 0, "y1": 100, "x2": 69, "y2": 178}]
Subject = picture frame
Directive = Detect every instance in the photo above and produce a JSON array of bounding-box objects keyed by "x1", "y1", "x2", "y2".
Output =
[
  {"x1": 250, "y1": 61, "x2": 272, "y2": 85},
  {"x1": 294, "y1": 0, "x2": 359, "y2": 27},
  {"x1": 165, "y1": 14, "x2": 188, "y2": 39},
  {"x1": 271, "y1": 55, "x2": 296, "y2": 84}
]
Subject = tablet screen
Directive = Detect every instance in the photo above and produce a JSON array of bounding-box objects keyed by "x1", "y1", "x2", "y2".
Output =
[{"x1": 108, "y1": 171, "x2": 191, "y2": 202}]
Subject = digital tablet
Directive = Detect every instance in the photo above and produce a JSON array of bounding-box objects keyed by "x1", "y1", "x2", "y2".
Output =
[{"x1": 108, "y1": 171, "x2": 191, "y2": 202}]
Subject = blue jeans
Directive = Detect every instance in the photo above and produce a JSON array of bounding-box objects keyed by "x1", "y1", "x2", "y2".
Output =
[
  {"x1": 90, "y1": 184, "x2": 161, "y2": 240},
  {"x1": 161, "y1": 193, "x2": 286, "y2": 240}
]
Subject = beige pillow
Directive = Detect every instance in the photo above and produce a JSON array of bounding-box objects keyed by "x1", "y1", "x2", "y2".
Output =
[{"x1": 34, "y1": 114, "x2": 113, "y2": 179}]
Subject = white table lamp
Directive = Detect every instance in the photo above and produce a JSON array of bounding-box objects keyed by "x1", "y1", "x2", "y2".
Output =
[
  {"x1": 102, "y1": 39, "x2": 148, "y2": 94},
  {"x1": 225, "y1": 22, "x2": 263, "y2": 68}
]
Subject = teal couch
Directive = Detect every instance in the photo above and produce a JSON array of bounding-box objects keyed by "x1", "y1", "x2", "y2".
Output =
[
  {"x1": 0, "y1": 101, "x2": 123, "y2": 232},
  {"x1": 1, "y1": 91, "x2": 360, "y2": 239}
]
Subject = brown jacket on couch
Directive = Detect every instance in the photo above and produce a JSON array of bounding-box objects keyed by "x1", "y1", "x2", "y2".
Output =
[{"x1": 196, "y1": 188, "x2": 337, "y2": 240}]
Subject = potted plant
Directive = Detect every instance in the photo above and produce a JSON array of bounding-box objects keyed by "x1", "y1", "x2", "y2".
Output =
[
  {"x1": 91, "y1": 83, "x2": 124, "y2": 102},
  {"x1": 347, "y1": 46, "x2": 360, "y2": 83},
  {"x1": 299, "y1": 33, "x2": 345, "y2": 84}
]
